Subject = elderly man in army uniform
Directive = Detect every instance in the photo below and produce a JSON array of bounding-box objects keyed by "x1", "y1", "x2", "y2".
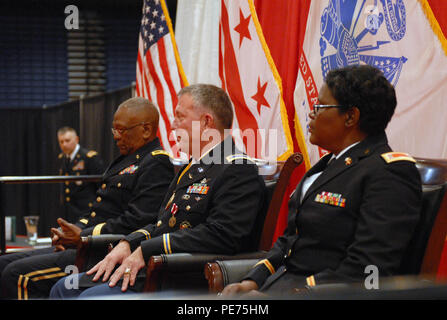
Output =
[
  {"x1": 57, "y1": 126, "x2": 105, "y2": 223},
  {"x1": 0, "y1": 97, "x2": 175, "y2": 299},
  {"x1": 50, "y1": 83, "x2": 267, "y2": 298}
]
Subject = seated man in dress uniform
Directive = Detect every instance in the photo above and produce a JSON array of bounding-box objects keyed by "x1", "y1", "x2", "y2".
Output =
[
  {"x1": 0, "y1": 97, "x2": 175, "y2": 299},
  {"x1": 57, "y1": 126, "x2": 105, "y2": 223},
  {"x1": 50, "y1": 83, "x2": 267, "y2": 298}
]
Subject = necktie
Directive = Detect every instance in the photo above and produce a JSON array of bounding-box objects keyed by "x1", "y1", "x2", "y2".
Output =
[
  {"x1": 325, "y1": 156, "x2": 335, "y2": 170},
  {"x1": 64, "y1": 155, "x2": 70, "y2": 169}
]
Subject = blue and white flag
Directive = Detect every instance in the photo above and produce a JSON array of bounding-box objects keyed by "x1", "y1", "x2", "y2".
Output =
[{"x1": 294, "y1": 0, "x2": 447, "y2": 164}]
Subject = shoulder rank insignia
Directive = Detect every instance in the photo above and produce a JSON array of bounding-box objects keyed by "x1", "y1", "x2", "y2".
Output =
[
  {"x1": 151, "y1": 150, "x2": 172, "y2": 157},
  {"x1": 226, "y1": 154, "x2": 253, "y2": 163},
  {"x1": 381, "y1": 152, "x2": 416, "y2": 164},
  {"x1": 86, "y1": 150, "x2": 98, "y2": 158}
]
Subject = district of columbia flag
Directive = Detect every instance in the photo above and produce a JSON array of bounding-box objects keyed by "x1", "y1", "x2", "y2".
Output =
[{"x1": 219, "y1": 0, "x2": 294, "y2": 162}]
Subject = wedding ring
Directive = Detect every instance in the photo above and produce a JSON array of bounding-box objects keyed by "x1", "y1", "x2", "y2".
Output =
[{"x1": 124, "y1": 267, "x2": 131, "y2": 276}]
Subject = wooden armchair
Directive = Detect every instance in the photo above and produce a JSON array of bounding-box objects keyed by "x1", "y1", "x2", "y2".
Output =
[
  {"x1": 75, "y1": 234, "x2": 125, "y2": 271},
  {"x1": 205, "y1": 157, "x2": 447, "y2": 293}
]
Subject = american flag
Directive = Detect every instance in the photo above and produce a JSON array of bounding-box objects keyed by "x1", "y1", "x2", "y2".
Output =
[{"x1": 136, "y1": 0, "x2": 187, "y2": 156}]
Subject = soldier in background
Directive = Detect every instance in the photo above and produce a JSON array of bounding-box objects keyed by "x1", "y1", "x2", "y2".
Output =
[{"x1": 57, "y1": 127, "x2": 105, "y2": 222}]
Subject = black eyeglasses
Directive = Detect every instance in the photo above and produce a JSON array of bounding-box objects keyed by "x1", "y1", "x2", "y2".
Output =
[
  {"x1": 111, "y1": 122, "x2": 147, "y2": 135},
  {"x1": 312, "y1": 104, "x2": 348, "y2": 114}
]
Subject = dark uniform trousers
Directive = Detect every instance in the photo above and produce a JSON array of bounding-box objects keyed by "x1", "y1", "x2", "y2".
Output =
[
  {"x1": 0, "y1": 138, "x2": 174, "y2": 299},
  {"x1": 58, "y1": 146, "x2": 105, "y2": 223},
  {"x1": 243, "y1": 133, "x2": 423, "y2": 295},
  {"x1": 51, "y1": 136, "x2": 267, "y2": 298}
]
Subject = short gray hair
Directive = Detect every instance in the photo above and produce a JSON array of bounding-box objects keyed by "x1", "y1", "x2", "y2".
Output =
[
  {"x1": 178, "y1": 84, "x2": 233, "y2": 129},
  {"x1": 57, "y1": 126, "x2": 77, "y2": 136}
]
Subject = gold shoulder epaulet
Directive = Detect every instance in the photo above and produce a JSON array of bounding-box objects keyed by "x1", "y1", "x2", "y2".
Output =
[
  {"x1": 226, "y1": 154, "x2": 254, "y2": 163},
  {"x1": 86, "y1": 150, "x2": 98, "y2": 158},
  {"x1": 381, "y1": 152, "x2": 416, "y2": 164},
  {"x1": 151, "y1": 150, "x2": 172, "y2": 158}
]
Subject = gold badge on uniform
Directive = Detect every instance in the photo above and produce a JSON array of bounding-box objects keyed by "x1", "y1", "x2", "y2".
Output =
[
  {"x1": 344, "y1": 157, "x2": 352, "y2": 165},
  {"x1": 165, "y1": 192, "x2": 175, "y2": 209},
  {"x1": 179, "y1": 221, "x2": 192, "y2": 229},
  {"x1": 169, "y1": 203, "x2": 178, "y2": 227},
  {"x1": 169, "y1": 217, "x2": 176, "y2": 228}
]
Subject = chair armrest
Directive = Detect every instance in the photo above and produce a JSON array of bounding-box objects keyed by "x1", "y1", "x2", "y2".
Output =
[
  {"x1": 204, "y1": 258, "x2": 263, "y2": 293},
  {"x1": 75, "y1": 234, "x2": 125, "y2": 272},
  {"x1": 143, "y1": 251, "x2": 267, "y2": 292}
]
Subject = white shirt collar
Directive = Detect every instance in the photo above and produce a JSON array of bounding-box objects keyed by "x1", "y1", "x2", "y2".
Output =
[
  {"x1": 69, "y1": 144, "x2": 80, "y2": 161},
  {"x1": 300, "y1": 141, "x2": 361, "y2": 203},
  {"x1": 333, "y1": 141, "x2": 361, "y2": 160}
]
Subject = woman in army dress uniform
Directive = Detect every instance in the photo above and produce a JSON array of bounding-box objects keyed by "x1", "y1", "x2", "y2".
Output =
[{"x1": 222, "y1": 64, "x2": 422, "y2": 296}]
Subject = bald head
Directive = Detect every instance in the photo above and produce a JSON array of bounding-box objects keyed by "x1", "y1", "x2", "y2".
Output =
[
  {"x1": 117, "y1": 97, "x2": 159, "y2": 139},
  {"x1": 112, "y1": 97, "x2": 160, "y2": 155}
]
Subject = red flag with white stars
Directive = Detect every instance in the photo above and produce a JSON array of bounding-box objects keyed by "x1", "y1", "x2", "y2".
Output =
[{"x1": 219, "y1": 0, "x2": 293, "y2": 161}]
